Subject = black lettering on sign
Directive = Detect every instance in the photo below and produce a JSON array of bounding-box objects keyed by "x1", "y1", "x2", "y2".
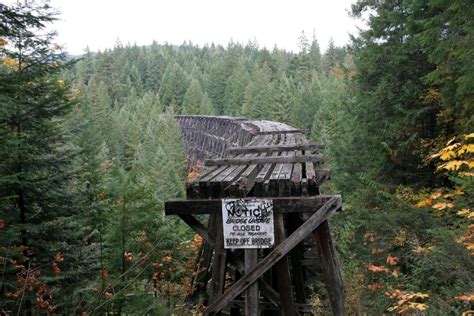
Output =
[{"x1": 222, "y1": 199, "x2": 275, "y2": 249}]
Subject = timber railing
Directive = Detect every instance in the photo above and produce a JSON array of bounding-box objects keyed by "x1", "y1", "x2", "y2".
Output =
[{"x1": 176, "y1": 115, "x2": 256, "y2": 161}]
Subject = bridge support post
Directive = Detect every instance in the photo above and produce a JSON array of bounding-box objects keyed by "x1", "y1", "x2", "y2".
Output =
[
  {"x1": 313, "y1": 221, "x2": 346, "y2": 315},
  {"x1": 167, "y1": 196, "x2": 344, "y2": 315},
  {"x1": 167, "y1": 115, "x2": 345, "y2": 315},
  {"x1": 245, "y1": 249, "x2": 259, "y2": 315}
]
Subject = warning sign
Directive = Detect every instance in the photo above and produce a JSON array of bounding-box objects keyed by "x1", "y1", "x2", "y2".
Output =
[{"x1": 222, "y1": 199, "x2": 274, "y2": 249}]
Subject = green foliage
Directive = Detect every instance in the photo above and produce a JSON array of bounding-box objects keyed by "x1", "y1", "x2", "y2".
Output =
[
  {"x1": 241, "y1": 63, "x2": 273, "y2": 119},
  {"x1": 158, "y1": 62, "x2": 188, "y2": 110},
  {"x1": 312, "y1": 1, "x2": 474, "y2": 313},
  {"x1": 3, "y1": 0, "x2": 472, "y2": 312},
  {"x1": 322, "y1": 38, "x2": 345, "y2": 75},
  {"x1": 183, "y1": 79, "x2": 215, "y2": 115},
  {"x1": 58, "y1": 34, "x2": 357, "y2": 312},
  {"x1": 223, "y1": 61, "x2": 250, "y2": 116},
  {"x1": 268, "y1": 70, "x2": 294, "y2": 124},
  {"x1": 0, "y1": 1, "x2": 94, "y2": 313}
]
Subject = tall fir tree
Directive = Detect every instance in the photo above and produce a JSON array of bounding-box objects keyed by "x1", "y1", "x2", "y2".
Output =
[
  {"x1": 158, "y1": 62, "x2": 187, "y2": 111},
  {"x1": 207, "y1": 60, "x2": 228, "y2": 114},
  {"x1": 241, "y1": 63, "x2": 273, "y2": 118},
  {"x1": 182, "y1": 79, "x2": 205, "y2": 115},
  {"x1": 268, "y1": 69, "x2": 293, "y2": 124},
  {"x1": 0, "y1": 2, "x2": 91, "y2": 313},
  {"x1": 309, "y1": 33, "x2": 323, "y2": 75},
  {"x1": 322, "y1": 38, "x2": 338, "y2": 75},
  {"x1": 223, "y1": 61, "x2": 250, "y2": 116}
]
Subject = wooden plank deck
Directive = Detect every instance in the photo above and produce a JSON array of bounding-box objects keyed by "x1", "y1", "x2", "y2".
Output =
[
  {"x1": 184, "y1": 118, "x2": 327, "y2": 199},
  {"x1": 169, "y1": 116, "x2": 345, "y2": 316}
]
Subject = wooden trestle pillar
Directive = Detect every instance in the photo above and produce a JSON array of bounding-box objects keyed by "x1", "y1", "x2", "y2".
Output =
[
  {"x1": 167, "y1": 115, "x2": 346, "y2": 315},
  {"x1": 165, "y1": 196, "x2": 345, "y2": 315}
]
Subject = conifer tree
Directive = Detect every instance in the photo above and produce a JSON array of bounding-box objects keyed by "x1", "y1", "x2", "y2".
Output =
[
  {"x1": 241, "y1": 63, "x2": 273, "y2": 118},
  {"x1": 223, "y1": 61, "x2": 250, "y2": 115},
  {"x1": 298, "y1": 31, "x2": 310, "y2": 54},
  {"x1": 158, "y1": 62, "x2": 187, "y2": 110},
  {"x1": 322, "y1": 38, "x2": 338, "y2": 75},
  {"x1": 268, "y1": 70, "x2": 293, "y2": 123},
  {"x1": 183, "y1": 79, "x2": 205, "y2": 115},
  {"x1": 207, "y1": 60, "x2": 228, "y2": 114},
  {"x1": 351, "y1": 0, "x2": 443, "y2": 185},
  {"x1": 291, "y1": 81, "x2": 322, "y2": 131},
  {"x1": 309, "y1": 34, "x2": 323, "y2": 74},
  {"x1": 200, "y1": 93, "x2": 216, "y2": 115},
  {"x1": 0, "y1": 2, "x2": 90, "y2": 313},
  {"x1": 143, "y1": 48, "x2": 165, "y2": 92}
]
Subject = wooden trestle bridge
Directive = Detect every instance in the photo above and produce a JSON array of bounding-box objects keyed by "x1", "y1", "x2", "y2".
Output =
[{"x1": 165, "y1": 116, "x2": 345, "y2": 315}]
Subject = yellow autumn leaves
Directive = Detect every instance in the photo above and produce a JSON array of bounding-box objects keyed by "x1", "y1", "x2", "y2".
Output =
[
  {"x1": 415, "y1": 189, "x2": 464, "y2": 209},
  {"x1": 2, "y1": 58, "x2": 18, "y2": 70},
  {"x1": 1, "y1": 36, "x2": 18, "y2": 70},
  {"x1": 416, "y1": 188, "x2": 474, "y2": 255},
  {"x1": 1, "y1": 38, "x2": 61, "y2": 71},
  {"x1": 430, "y1": 133, "x2": 474, "y2": 174},
  {"x1": 387, "y1": 292, "x2": 430, "y2": 313},
  {"x1": 365, "y1": 251, "x2": 431, "y2": 313},
  {"x1": 416, "y1": 133, "x2": 474, "y2": 257},
  {"x1": 457, "y1": 208, "x2": 474, "y2": 219}
]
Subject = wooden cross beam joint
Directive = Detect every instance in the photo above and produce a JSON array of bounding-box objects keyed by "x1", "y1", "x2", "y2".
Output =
[
  {"x1": 255, "y1": 129, "x2": 308, "y2": 135},
  {"x1": 225, "y1": 143, "x2": 325, "y2": 155},
  {"x1": 168, "y1": 196, "x2": 344, "y2": 315},
  {"x1": 165, "y1": 195, "x2": 338, "y2": 215},
  {"x1": 203, "y1": 196, "x2": 343, "y2": 315},
  {"x1": 178, "y1": 214, "x2": 281, "y2": 307},
  {"x1": 203, "y1": 154, "x2": 324, "y2": 166},
  {"x1": 166, "y1": 196, "x2": 345, "y2": 315}
]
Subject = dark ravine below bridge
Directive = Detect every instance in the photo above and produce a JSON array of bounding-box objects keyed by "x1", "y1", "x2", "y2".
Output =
[{"x1": 167, "y1": 115, "x2": 345, "y2": 315}]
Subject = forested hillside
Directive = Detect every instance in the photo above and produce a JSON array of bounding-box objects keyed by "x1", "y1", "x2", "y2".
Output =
[{"x1": 1, "y1": 0, "x2": 473, "y2": 314}]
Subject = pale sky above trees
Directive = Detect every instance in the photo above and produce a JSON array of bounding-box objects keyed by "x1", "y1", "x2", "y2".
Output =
[{"x1": 9, "y1": 0, "x2": 362, "y2": 54}]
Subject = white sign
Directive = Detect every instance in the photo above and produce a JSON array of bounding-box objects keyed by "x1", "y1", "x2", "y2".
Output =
[{"x1": 222, "y1": 199, "x2": 274, "y2": 249}]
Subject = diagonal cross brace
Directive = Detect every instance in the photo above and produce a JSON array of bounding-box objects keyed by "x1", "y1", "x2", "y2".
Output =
[
  {"x1": 178, "y1": 214, "x2": 281, "y2": 307},
  {"x1": 204, "y1": 196, "x2": 342, "y2": 315}
]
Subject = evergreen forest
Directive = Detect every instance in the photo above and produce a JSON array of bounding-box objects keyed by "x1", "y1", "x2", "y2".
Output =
[{"x1": 0, "y1": 0, "x2": 473, "y2": 314}]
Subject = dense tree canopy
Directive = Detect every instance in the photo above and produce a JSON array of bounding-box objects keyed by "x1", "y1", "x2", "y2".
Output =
[
  {"x1": 0, "y1": 1, "x2": 88, "y2": 313},
  {"x1": 1, "y1": 0, "x2": 472, "y2": 314}
]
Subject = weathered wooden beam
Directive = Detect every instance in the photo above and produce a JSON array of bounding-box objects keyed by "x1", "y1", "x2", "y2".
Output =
[
  {"x1": 178, "y1": 215, "x2": 215, "y2": 246},
  {"x1": 223, "y1": 134, "x2": 272, "y2": 197},
  {"x1": 272, "y1": 140, "x2": 296, "y2": 314},
  {"x1": 229, "y1": 134, "x2": 275, "y2": 197},
  {"x1": 287, "y1": 214, "x2": 307, "y2": 304},
  {"x1": 177, "y1": 214, "x2": 281, "y2": 307},
  {"x1": 204, "y1": 154, "x2": 324, "y2": 166},
  {"x1": 204, "y1": 196, "x2": 342, "y2": 314},
  {"x1": 165, "y1": 195, "x2": 337, "y2": 215},
  {"x1": 254, "y1": 135, "x2": 280, "y2": 197},
  {"x1": 274, "y1": 212, "x2": 296, "y2": 315},
  {"x1": 313, "y1": 221, "x2": 346, "y2": 316},
  {"x1": 276, "y1": 135, "x2": 295, "y2": 197},
  {"x1": 209, "y1": 214, "x2": 227, "y2": 306},
  {"x1": 228, "y1": 300, "x2": 314, "y2": 313},
  {"x1": 226, "y1": 143, "x2": 325, "y2": 155},
  {"x1": 244, "y1": 250, "x2": 259, "y2": 316},
  {"x1": 198, "y1": 166, "x2": 228, "y2": 198},
  {"x1": 258, "y1": 279, "x2": 280, "y2": 307},
  {"x1": 257, "y1": 129, "x2": 308, "y2": 135},
  {"x1": 189, "y1": 214, "x2": 216, "y2": 303}
]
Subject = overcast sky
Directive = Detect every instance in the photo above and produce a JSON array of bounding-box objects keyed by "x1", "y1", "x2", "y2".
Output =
[{"x1": 9, "y1": 0, "x2": 364, "y2": 54}]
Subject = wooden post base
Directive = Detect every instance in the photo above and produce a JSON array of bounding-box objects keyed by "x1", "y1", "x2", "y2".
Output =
[{"x1": 168, "y1": 196, "x2": 345, "y2": 315}]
